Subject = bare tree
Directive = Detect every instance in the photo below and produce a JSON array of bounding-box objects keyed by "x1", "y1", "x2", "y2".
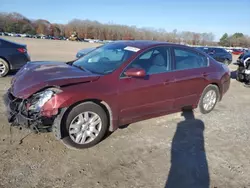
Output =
[{"x1": 4, "y1": 11, "x2": 249, "y2": 47}]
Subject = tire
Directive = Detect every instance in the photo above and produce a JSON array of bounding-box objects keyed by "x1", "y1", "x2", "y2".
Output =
[
  {"x1": 236, "y1": 67, "x2": 245, "y2": 82},
  {"x1": 236, "y1": 71, "x2": 243, "y2": 82},
  {"x1": 198, "y1": 85, "x2": 220, "y2": 114},
  {"x1": 62, "y1": 102, "x2": 108, "y2": 149},
  {"x1": 0, "y1": 58, "x2": 10, "y2": 77}
]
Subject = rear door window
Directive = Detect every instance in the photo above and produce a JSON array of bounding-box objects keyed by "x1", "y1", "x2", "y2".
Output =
[{"x1": 173, "y1": 48, "x2": 208, "y2": 70}]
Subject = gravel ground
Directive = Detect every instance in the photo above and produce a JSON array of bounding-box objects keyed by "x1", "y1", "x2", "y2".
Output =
[{"x1": 0, "y1": 37, "x2": 249, "y2": 188}]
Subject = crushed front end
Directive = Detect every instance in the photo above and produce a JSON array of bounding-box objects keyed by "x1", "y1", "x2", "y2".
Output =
[{"x1": 3, "y1": 88, "x2": 60, "y2": 133}]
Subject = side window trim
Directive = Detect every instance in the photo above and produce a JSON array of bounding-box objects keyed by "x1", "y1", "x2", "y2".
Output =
[
  {"x1": 119, "y1": 45, "x2": 172, "y2": 79},
  {"x1": 172, "y1": 47, "x2": 209, "y2": 72}
]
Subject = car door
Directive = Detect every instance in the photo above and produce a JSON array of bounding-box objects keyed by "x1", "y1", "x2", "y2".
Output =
[
  {"x1": 172, "y1": 47, "x2": 209, "y2": 109},
  {"x1": 118, "y1": 46, "x2": 177, "y2": 124}
]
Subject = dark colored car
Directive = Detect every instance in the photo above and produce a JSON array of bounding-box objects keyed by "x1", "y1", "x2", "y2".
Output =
[
  {"x1": 196, "y1": 47, "x2": 232, "y2": 65},
  {"x1": 238, "y1": 51, "x2": 250, "y2": 62},
  {"x1": 4, "y1": 40, "x2": 230, "y2": 149},
  {"x1": 232, "y1": 49, "x2": 244, "y2": 55},
  {"x1": 76, "y1": 47, "x2": 97, "y2": 58},
  {"x1": 243, "y1": 49, "x2": 249, "y2": 53},
  {"x1": 0, "y1": 38, "x2": 30, "y2": 77}
]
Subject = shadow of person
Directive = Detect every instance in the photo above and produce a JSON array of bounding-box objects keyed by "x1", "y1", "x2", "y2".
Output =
[{"x1": 165, "y1": 109, "x2": 210, "y2": 188}]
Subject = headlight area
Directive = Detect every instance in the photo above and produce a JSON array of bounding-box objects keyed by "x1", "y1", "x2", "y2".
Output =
[
  {"x1": 13, "y1": 88, "x2": 62, "y2": 132},
  {"x1": 27, "y1": 87, "x2": 62, "y2": 114},
  {"x1": 28, "y1": 90, "x2": 55, "y2": 112}
]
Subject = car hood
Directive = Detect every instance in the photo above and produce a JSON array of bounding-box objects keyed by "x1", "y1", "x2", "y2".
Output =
[{"x1": 10, "y1": 61, "x2": 101, "y2": 99}]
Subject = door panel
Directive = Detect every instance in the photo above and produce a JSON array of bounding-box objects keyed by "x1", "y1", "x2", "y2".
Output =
[
  {"x1": 172, "y1": 47, "x2": 209, "y2": 109},
  {"x1": 118, "y1": 46, "x2": 176, "y2": 124},
  {"x1": 173, "y1": 68, "x2": 207, "y2": 109},
  {"x1": 118, "y1": 72, "x2": 176, "y2": 124}
]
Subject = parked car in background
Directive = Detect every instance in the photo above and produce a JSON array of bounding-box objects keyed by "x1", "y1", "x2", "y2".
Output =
[
  {"x1": 232, "y1": 49, "x2": 244, "y2": 55},
  {"x1": 58, "y1": 36, "x2": 67, "y2": 40},
  {"x1": 225, "y1": 49, "x2": 233, "y2": 53},
  {"x1": 4, "y1": 40, "x2": 230, "y2": 149},
  {"x1": 0, "y1": 38, "x2": 30, "y2": 77},
  {"x1": 196, "y1": 47, "x2": 232, "y2": 65},
  {"x1": 243, "y1": 49, "x2": 249, "y2": 53},
  {"x1": 76, "y1": 47, "x2": 98, "y2": 58}
]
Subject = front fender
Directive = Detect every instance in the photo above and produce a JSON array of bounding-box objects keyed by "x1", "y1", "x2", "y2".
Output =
[
  {"x1": 42, "y1": 88, "x2": 119, "y2": 133},
  {"x1": 52, "y1": 107, "x2": 68, "y2": 139}
]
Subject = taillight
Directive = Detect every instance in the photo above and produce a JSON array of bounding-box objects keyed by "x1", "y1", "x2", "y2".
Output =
[{"x1": 17, "y1": 48, "x2": 27, "y2": 53}]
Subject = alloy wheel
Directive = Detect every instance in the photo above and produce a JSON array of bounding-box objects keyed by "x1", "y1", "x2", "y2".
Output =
[
  {"x1": 68, "y1": 111, "x2": 102, "y2": 144},
  {"x1": 202, "y1": 90, "x2": 217, "y2": 111},
  {"x1": 0, "y1": 62, "x2": 6, "y2": 75}
]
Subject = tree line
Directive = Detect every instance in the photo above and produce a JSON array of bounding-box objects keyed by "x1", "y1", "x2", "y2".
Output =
[
  {"x1": 0, "y1": 12, "x2": 249, "y2": 47},
  {"x1": 219, "y1": 33, "x2": 250, "y2": 48}
]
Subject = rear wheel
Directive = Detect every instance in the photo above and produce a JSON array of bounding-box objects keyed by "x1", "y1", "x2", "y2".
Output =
[
  {"x1": 198, "y1": 85, "x2": 220, "y2": 114},
  {"x1": 0, "y1": 58, "x2": 9, "y2": 77},
  {"x1": 62, "y1": 102, "x2": 108, "y2": 149}
]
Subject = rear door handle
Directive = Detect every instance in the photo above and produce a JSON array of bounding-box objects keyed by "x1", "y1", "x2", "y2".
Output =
[
  {"x1": 202, "y1": 72, "x2": 209, "y2": 77},
  {"x1": 164, "y1": 79, "x2": 175, "y2": 85}
]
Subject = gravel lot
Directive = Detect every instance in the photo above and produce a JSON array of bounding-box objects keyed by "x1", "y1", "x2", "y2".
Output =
[{"x1": 0, "y1": 37, "x2": 249, "y2": 188}]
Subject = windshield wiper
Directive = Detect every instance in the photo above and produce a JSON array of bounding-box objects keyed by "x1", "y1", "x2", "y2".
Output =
[
  {"x1": 66, "y1": 59, "x2": 76, "y2": 65},
  {"x1": 70, "y1": 63, "x2": 104, "y2": 75},
  {"x1": 72, "y1": 64, "x2": 86, "y2": 71}
]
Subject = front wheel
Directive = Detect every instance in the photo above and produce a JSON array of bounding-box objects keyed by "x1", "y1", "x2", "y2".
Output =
[
  {"x1": 62, "y1": 102, "x2": 108, "y2": 149},
  {"x1": 198, "y1": 85, "x2": 220, "y2": 114}
]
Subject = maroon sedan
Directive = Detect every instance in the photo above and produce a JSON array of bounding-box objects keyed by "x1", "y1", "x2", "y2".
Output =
[{"x1": 3, "y1": 41, "x2": 230, "y2": 149}]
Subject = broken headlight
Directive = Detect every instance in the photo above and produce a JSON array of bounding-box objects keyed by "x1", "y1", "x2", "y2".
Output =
[{"x1": 28, "y1": 88, "x2": 61, "y2": 112}]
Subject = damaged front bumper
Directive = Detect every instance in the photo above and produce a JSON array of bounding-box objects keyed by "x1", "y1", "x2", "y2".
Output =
[{"x1": 3, "y1": 90, "x2": 55, "y2": 132}]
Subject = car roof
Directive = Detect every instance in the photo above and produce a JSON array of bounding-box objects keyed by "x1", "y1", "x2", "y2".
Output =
[{"x1": 109, "y1": 40, "x2": 179, "y2": 49}]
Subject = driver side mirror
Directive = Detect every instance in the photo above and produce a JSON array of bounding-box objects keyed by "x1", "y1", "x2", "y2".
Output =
[{"x1": 124, "y1": 68, "x2": 146, "y2": 78}]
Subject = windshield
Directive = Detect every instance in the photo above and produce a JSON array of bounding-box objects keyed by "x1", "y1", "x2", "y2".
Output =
[{"x1": 73, "y1": 43, "x2": 137, "y2": 74}]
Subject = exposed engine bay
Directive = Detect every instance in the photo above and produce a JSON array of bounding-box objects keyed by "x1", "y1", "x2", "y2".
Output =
[{"x1": 3, "y1": 88, "x2": 61, "y2": 133}]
